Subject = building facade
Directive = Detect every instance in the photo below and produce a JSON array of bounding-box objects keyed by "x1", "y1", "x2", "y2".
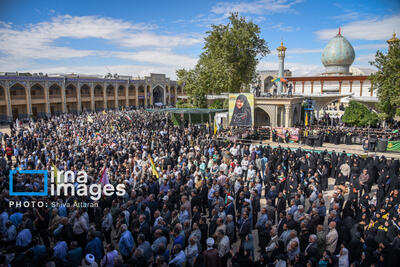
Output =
[
  {"x1": 255, "y1": 29, "x2": 385, "y2": 121},
  {"x1": 0, "y1": 73, "x2": 183, "y2": 121}
]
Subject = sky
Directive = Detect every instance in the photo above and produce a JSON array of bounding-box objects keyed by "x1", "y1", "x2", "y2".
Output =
[{"x1": 0, "y1": 0, "x2": 399, "y2": 79}]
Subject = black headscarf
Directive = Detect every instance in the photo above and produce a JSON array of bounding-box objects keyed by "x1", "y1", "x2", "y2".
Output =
[{"x1": 230, "y1": 94, "x2": 252, "y2": 126}]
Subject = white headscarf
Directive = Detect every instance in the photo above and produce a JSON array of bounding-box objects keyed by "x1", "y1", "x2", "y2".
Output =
[{"x1": 338, "y1": 247, "x2": 349, "y2": 267}]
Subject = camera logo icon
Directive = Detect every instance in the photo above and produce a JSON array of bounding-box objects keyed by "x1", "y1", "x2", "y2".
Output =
[{"x1": 9, "y1": 168, "x2": 48, "y2": 196}]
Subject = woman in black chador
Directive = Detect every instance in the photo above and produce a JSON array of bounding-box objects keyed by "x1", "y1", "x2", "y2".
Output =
[{"x1": 230, "y1": 94, "x2": 252, "y2": 126}]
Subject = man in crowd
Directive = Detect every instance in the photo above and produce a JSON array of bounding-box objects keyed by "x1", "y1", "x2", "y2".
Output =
[{"x1": 0, "y1": 109, "x2": 399, "y2": 266}]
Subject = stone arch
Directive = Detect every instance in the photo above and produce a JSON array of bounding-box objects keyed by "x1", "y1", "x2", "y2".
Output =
[
  {"x1": 128, "y1": 85, "x2": 136, "y2": 106},
  {"x1": 9, "y1": 83, "x2": 27, "y2": 119},
  {"x1": 152, "y1": 85, "x2": 164, "y2": 105},
  {"x1": 30, "y1": 83, "x2": 46, "y2": 118},
  {"x1": 48, "y1": 84, "x2": 62, "y2": 115},
  {"x1": 117, "y1": 85, "x2": 126, "y2": 107},
  {"x1": 254, "y1": 107, "x2": 271, "y2": 126},
  {"x1": 138, "y1": 85, "x2": 145, "y2": 107},
  {"x1": 65, "y1": 84, "x2": 77, "y2": 99},
  {"x1": 264, "y1": 76, "x2": 274, "y2": 93},
  {"x1": 0, "y1": 86, "x2": 6, "y2": 119},
  {"x1": 118, "y1": 85, "x2": 125, "y2": 97},
  {"x1": 80, "y1": 84, "x2": 91, "y2": 97},
  {"x1": 106, "y1": 85, "x2": 114, "y2": 97},
  {"x1": 128, "y1": 85, "x2": 136, "y2": 95},
  {"x1": 49, "y1": 84, "x2": 61, "y2": 99},
  {"x1": 94, "y1": 84, "x2": 104, "y2": 111},
  {"x1": 30, "y1": 83, "x2": 44, "y2": 100},
  {"x1": 65, "y1": 84, "x2": 77, "y2": 112},
  {"x1": 106, "y1": 85, "x2": 115, "y2": 108},
  {"x1": 80, "y1": 84, "x2": 91, "y2": 111},
  {"x1": 94, "y1": 84, "x2": 103, "y2": 96},
  {"x1": 9, "y1": 83, "x2": 26, "y2": 101}
]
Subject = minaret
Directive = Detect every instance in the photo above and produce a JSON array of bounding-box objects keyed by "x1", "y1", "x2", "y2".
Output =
[
  {"x1": 387, "y1": 33, "x2": 399, "y2": 50},
  {"x1": 276, "y1": 42, "x2": 287, "y2": 95}
]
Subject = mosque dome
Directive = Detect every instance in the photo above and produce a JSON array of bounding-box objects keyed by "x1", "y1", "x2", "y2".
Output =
[{"x1": 321, "y1": 28, "x2": 355, "y2": 75}]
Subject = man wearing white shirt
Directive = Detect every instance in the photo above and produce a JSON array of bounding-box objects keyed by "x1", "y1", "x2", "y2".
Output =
[
  {"x1": 234, "y1": 163, "x2": 243, "y2": 178},
  {"x1": 241, "y1": 156, "x2": 249, "y2": 179},
  {"x1": 219, "y1": 162, "x2": 228, "y2": 175},
  {"x1": 229, "y1": 145, "x2": 238, "y2": 158},
  {"x1": 247, "y1": 165, "x2": 256, "y2": 181}
]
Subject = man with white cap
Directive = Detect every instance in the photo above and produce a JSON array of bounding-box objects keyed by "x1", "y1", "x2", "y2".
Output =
[
  {"x1": 81, "y1": 253, "x2": 98, "y2": 267},
  {"x1": 202, "y1": 237, "x2": 220, "y2": 267},
  {"x1": 225, "y1": 196, "x2": 236, "y2": 221}
]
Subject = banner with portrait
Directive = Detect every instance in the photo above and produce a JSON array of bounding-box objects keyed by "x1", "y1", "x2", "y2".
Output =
[
  {"x1": 228, "y1": 93, "x2": 254, "y2": 127},
  {"x1": 274, "y1": 127, "x2": 300, "y2": 142}
]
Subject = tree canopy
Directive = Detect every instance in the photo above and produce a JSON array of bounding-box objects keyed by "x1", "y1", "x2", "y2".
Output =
[
  {"x1": 369, "y1": 41, "x2": 400, "y2": 120},
  {"x1": 342, "y1": 100, "x2": 379, "y2": 127},
  {"x1": 177, "y1": 13, "x2": 269, "y2": 107}
]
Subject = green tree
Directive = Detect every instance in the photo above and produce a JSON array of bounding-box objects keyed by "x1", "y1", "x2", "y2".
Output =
[
  {"x1": 342, "y1": 100, "x2": 379, "y2": 127},
  {"x1": 369, "y1": 41, "x2": 400, "y2": 120},
  {"x1": 177, "y1": 13, "x2": 269, "y2": 107},
  {"x1": 176, "y1": 68, "x2": 207, "y2": 108}
]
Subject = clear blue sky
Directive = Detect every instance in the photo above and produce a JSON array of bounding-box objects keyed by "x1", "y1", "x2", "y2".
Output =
[{"x1": 0, "y1": 0, "x2": 399, "y2": 78}]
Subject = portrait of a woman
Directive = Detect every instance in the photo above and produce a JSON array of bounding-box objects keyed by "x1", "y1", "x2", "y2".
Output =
[{"x1": 230, "y1": 94, "x2": 252, "y2": 126}]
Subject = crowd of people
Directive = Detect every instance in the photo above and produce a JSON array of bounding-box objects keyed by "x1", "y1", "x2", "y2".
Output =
[{"x1": 0, "y1": 109, "x2": 399, "y2": 267}]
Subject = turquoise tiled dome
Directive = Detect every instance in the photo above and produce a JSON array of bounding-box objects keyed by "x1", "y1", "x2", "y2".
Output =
[{"x1": 321, "y1": 31, "x2": 355, "y2": 74}]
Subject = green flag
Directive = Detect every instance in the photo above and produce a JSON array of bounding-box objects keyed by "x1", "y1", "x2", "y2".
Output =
[{"x1": 387, "y1": 141, "x2": 400, "y2": 152}]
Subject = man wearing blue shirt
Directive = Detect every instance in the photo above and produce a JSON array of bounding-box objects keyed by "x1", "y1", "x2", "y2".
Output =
[
  {"x1": 67, "y1": 241, "x2": 83, "y2": 267},
  {"x1": 15, "y1": 227, "x2": 32, "y2": 249},
  {"x1": 172, "y1": 228, "x2": 184, "y2": 248},
  {"x1": 118, "y1": 224, "x2": 134, "y2": 262},
  {"x1": 169, "y1": 244, "x2": 186, "y2": 267},
  {"x1": 53, "y1": 237, "x2": 68, "y2": 264},
  {"x1": 85, "y1": 231, "x2": 103, "y2": 264},
  {"x1": 137, "y1": 234, "x2": 152, "y2": 262},
  {"x1": 9, "y1": 211, "x2": 23, "y2": 227},
  {"x1": 151, "y1": 229, "x2": 167, "y2": 254},
  {"x1": 178, "y1": 207, "x2": 189, "y2": 224},
  {"x1": 256, "y1": 208, "x2": 269, "y2": 230},
  {"x1": 0, "y1": 209, "x2": 8, "y2": 234},
  {"x1": 3, "y1": 221, "x2": 16, "y2": 246}
]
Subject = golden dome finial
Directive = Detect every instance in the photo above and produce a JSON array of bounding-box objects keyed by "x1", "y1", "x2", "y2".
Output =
[
  {"x1": 387, "y1": 32, "x2": 399, "y2": 46},
  {"x1": 277, "y1": 41, "x2": 287, "y2": 52}
]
